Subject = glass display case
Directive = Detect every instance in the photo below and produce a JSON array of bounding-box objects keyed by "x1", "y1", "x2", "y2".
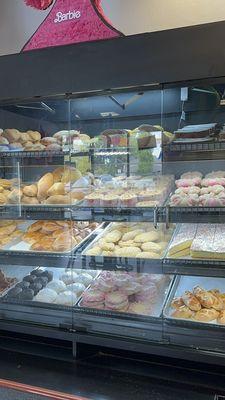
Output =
[{"x1": 1, "y1": 80, "x2": 225, "y2": 364}]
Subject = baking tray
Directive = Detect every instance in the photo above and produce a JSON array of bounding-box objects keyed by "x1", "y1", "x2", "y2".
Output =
[
  {"x1": 2, "y1": 267, "x2": 101, "y2": 312},
  {"x1": 1, "y1": 221, "x2": 101, "y2": 256},
  {"x1": 163, "y1": 275, "x2": 225, "y2": 327},
  {"x1": 82, "y1": 222, "x2": 171, "y2": 264},
  {"x1": 76, "y1": 272, "x2": 174, "y2": 320}
]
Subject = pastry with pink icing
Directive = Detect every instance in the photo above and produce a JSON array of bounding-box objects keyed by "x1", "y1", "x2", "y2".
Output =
[
  {"x1": 121, "y1": 282, "x2": 142, "y2": 296},
  {"x1": 200, "y1": 187, "x2": 211, "y2": 195},
  {"x1": 201, "y1": 178, "x2": 224, "y2": 187},
  {"x1": 200, "y1": 196, "x2": 223, "y2": 207},
  {"x1": 80, "y1": 290, "x2": 105, "y2": 308},
  {"x1": 135, "y1": 283, "x2": 158, "y2": 302},
  {"x1": 105, "y1": 291, "x2": 129, "y2": 311},
  {"x1": 175, "y1": 188, "x2": 189, "y2": 195},
  {"x1": 175, "y1": 178, "x2": 200, "y2": 188},
  {"x1": 186, "y1": 186, "x2": 201, "y2": 194}
]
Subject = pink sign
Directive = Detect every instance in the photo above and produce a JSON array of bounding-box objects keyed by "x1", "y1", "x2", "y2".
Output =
[{"x1": 23, "y1": 0, "x2": 122, "y2": 51}]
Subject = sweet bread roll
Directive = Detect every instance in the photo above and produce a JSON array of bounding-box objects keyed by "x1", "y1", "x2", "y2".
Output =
[
  {"x1": 11, "y1": 229, "x2": 23, "y2": 239},
  {"x1": 7, "y1": 189, "x2": 22, "y2": 204},
  {"x1": 61, "y1": 167, "x2": 82, "y2": 184},
  {"x1": 98, "y1": 239, "x2": 115, "y2": 251},
  {"x1": 44, "y1": 194, "x2": 71, "y2": 204},
  {"x1": 0, "y1": 179, "x2": 12, "y2": 189},
  {"x1": 134, "y1": 231, "x2": 159, "y2": 243},
  {"x1": 0, "y1": 223, "x2": 16, "y2": 237},
  {"x1": 52, "y1": 233, "x2": 77, "y2": 252},
  {"x1": 31, "y1": 238, "x2": 55, "y2": 251},
  {"x1": 118, "y1": 240, "x2": 138, "y2": 248},
  {"x1": 52, "y1": 229, "x2": 68, "y2": 238},
  {"x1": 0, "y1": 187, "x2": 4, "y2": 193},
  {"x1": 41, "y1": 221, "x2": 60, "y2": 234},
  {"x1": 194, "y1": 288, "x2": 215, "y2": 308},
  {"x1": 37, "y1": 173, "x2": 54, "y2": 201},
  {"x1": 217, "y1": 310, "x2": 225, "y2": 324},
  {"x1": 116, "y1": 246, "x2": 140, "y2": 257},
  {"x1": 22, "y1": 196, "x2": 39, "y2": 205},
  {"x1": 182, "y1": 291, "x2": 201, "y2": 311},
  {"x1": 27, "y1": 221, "x2": 44, "y2": 232},
  {"x1": 171, "y1": 305, "x2": 195, "y2": 319},
  {"x1": 18, "y1": 132, "x2": 30, "y2": 144},
  {"x1": 209, "y1": 292, "x2": 224, "y2": 311},
  {"x1": 122, "y1": 229, "x2": 144, "y2": 242},
  {"x1": 52, "y1": 167, "x2": 65, "y2": 183},
  {"x1": 23, "y1": 184, "x2": 37, "y2": 197},
  {"x1": 104, "y1": 230, "x2": 122, "y2": 243},
  {"x1": 23, "y1": 231, "x2": 45, "y2": 245},
  {"x1": 171, "y1": 297, "x2": 184, "y2": 309},
  {"x1": 0, "y1": 193, "x2": 7, "y2": 205},
  {"x1": 194, "y1": 308, "x2": 219, "y2": 322},
  {"x1": 3, "y1": 129, "x2": 20, "y2": 143},
  {"x1": 141, "y1": 242, "x2": 163, "y2": 253},
  {"x1": 47, "y1": 182, "x2": 66, "y2": 197},
  {"x1": 27, "y1": 130, "x2": 41, "y2": 142}
]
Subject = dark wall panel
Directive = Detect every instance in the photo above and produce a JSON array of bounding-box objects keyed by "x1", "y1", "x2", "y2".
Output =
[{"x1": 0, "y1": 21, "x2": 225, "y2": 101}]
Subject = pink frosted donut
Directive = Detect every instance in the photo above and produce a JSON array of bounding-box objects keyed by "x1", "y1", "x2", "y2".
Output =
[
  {"x1": 188, "y1": 194, "x2": 199, "y2": 206},
  {"x1": 175, "y1": 178, "x2": 199, "y2": 188},
  {"x1": 181, "y1": 171, "x2": 203, "y2": 179},
  {"x1": 217, "y1": 192, "x2": 225, "y2": 205},
  {"x1": 114, "y1": 273, "x2": 132, "y2": 288},
  {"x1": 121, "y1": 282, "x2": 142, "y2": 296},
  {"x1": 218, "y1": 178, "x2": 225, "y2": 186},
  {"x1": 170, "y1": 194, "x2": 198, "y2": 207},
  {"x1": 136, "y1": 274, "x2": 156, "y2": 284},
  {"x1": 135, "y1": 282, "x2": 158, "y2": 302},
  {"x1": 201, "y1": 178, "x2": 222, "y2": 187},
  {"x1": 148, "y1": 274, "x2": 167, "y2": 288},
  {"x1": 208, "y1": 185, "x2": 225, "y2": 195}
]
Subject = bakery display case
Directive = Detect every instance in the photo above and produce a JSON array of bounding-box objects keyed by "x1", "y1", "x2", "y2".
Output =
[{"x1": 2, "y1": 75, "x2": 225, "y2": 365}]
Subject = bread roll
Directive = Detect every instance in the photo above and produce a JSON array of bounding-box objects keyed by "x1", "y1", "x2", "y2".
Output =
[
  {"x1": 40, "y1": 137, "x2": 57, "y2": 146},
  {"x1": 47, "y1": 182, "x2": 65, "y2": 197},
  {"x1": 0, "y1": 223, "x2": 16, "y2": 237},
  {"x1": 61, "y1": 167, "x2": 82, "y2": 184},
  {"x1": 217, "y1": 310, "x2": 225, "y2": 324},
  {"x1": 41, "y1": 222, "x2": 61, "y2": 234},
  {"x1": 31, "y1": 238, "x2": 55, "y2": 251},
  {"x1": 30, "y1": 143, "x2": 46, "y2": 151},
  {"x1": 134, "y1": 231, "x2": 159, "y2": 243},
  {"x1": 194, "y1": 308, "x2": 219, "y2": 322},
  {"x1": 52, "y1": 167, "x2": 65, "y2": 182},
  {"x1": 0, "y1": 179, "x2": 12, "y2": 189},
  {"x1": 27, "y1": 131, "x2": 41, "y2": 142},
  {"x1": 121, "y1": 229, "x2": 144, "y2": 242},
  {"x1": 104, "y1": 230, "x2": 122, "y2": 243},
  {"x1": 171, "y1": 297, "x2": 184, "y2": 309},
  {"x1": 22, "y1": 196, "x2": 39, "y2": 205},
  {"x1": 141, "y1": 242, "x2": 162, "y2": 253},
  {"x1": 136, "y1": 251, "x2": 160, "y2": 258},
  {"x1": 37, "y1": 173, "x2": 54, "y2": 201},
  {"x1": 0, "y1": 136, "x2": 9, "y2": 145},
  {"x1": 46, "y1": 143, "x2": 61, "y2": 151},
  {"x1": 28, "y1": 221, "x2": 44, "y2": 232},
  {"x1": 23, "y1": 184, "x2": 37, "y2": 197},
  {"x1": 0, "y1": 193, "x2": 7, "y2": 205},
  {"x1": 23, "y1": 141, "x2": 34, "y2": 149},
  {"x1": 3, "y1": 129, "x2": 20, "y2": 143},
  {"x1": 0, "y1": 187, "x2": 4, "y2": 193},
  {"x1": 182, "y1": 291, "x2": 201, "y2": 311},
  {"x1": 171, "y1": 305, "x2": 195, "y2": 319},
  {"x1": 0, "y1": 220, "x2": 15, "y2": 227},
  {"x1": 44, "y1": 195, "x2": 70, "y2": 204},
  {"x1": 18, "y1": 132, "x2": 30, "y2": 144},
  {"x1": 194, "y1": 288, "x2": 215, "y2": 308},
  {"x1": 7, "y1": 189, "x2": 22, "y2": 204},
  {"x1": 70, "y1": 191, "x2": 85, "y2": 201},
  {"x1": 52, "y1": 233, "x2": 77, "y2": 252}
]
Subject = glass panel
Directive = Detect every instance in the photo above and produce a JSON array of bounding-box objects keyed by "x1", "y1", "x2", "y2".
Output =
[{"x1": 0, "y1": 98, "x2": 74, "y2": 329}]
